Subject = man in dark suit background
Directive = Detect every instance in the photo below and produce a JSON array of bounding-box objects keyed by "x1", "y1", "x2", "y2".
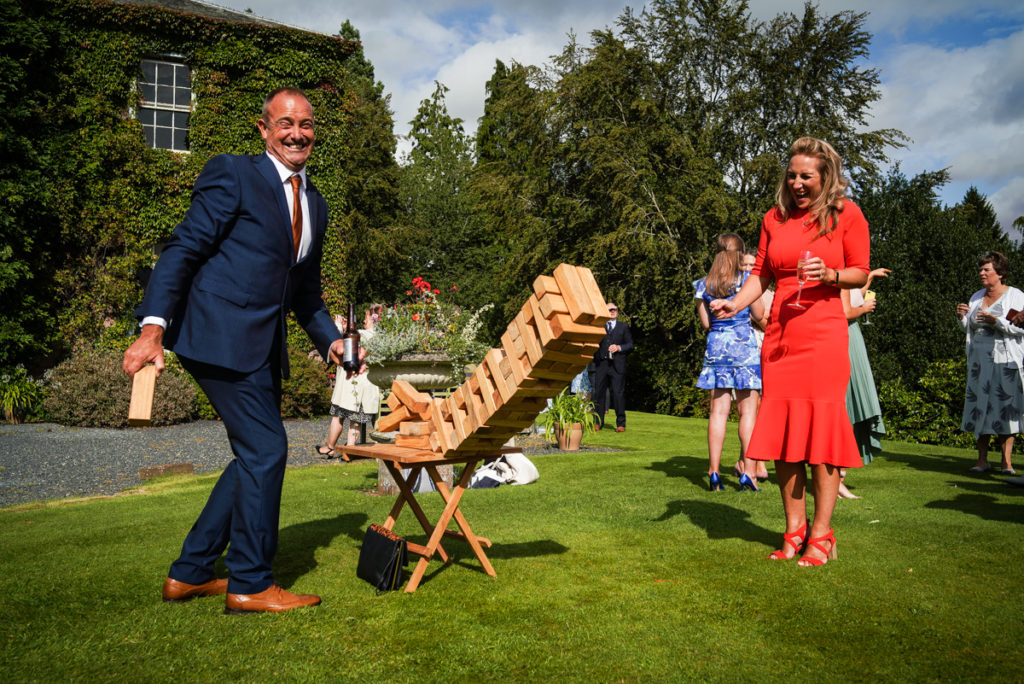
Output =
[
  {"x1": 123, "y1": 87, "x2": 345, "y2": 614},
  {"x1": 593, "y1": 302, "x2": 633, "y2": 432}
]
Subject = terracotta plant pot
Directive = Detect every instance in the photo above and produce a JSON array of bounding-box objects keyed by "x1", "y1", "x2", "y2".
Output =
[{"x1": 554, "y1": 423, "x2": 583, "y2": 451}]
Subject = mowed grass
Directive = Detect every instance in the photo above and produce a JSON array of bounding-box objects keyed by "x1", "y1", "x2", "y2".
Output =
[{"x1": 1, "y1": 411, "x2": 1021, "y2": 682}]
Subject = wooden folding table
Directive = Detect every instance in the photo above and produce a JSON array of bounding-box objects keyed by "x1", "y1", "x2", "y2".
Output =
[
  {"x1": 340, "y1": 263, "x2": 611, "y2": 593},
  {"x1": 339, "y1": 443, "x2": 518, "y2": 593}
]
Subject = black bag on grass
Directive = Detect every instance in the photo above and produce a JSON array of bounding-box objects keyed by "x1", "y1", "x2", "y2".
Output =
[{"x1": 357, "y1": 524, "x2": 408, "y2": 593}]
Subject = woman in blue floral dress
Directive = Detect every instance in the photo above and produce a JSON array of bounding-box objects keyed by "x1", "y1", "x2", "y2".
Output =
[{"x1": 695, "y1": 234, "x2": 764, "y2": 491}]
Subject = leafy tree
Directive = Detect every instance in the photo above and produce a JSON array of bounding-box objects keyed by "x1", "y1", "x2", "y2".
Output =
[
  {"x1": 858, "y1": 170, "x2": 1021, "y2": 386},
  {"x1": 399, "y1": 82, "x2": 503, "y2": 315},
  {"x1": 472, "y1": 0, "x2": 905, "y2": 413}
]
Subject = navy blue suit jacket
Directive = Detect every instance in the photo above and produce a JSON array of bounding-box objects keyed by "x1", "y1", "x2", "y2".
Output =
[
  {"x1": 595, "y1": 320, "x2": 633, "y2": 374},
  {"x1": 139, "y1": 153, "x2": 338, "y2": 375}
]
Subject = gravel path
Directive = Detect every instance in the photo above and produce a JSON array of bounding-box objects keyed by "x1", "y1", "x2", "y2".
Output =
[
  {"x1": 0, "y1": 417, "x2": 339, "y2": 508},
  {"x1": 0, "y1": 419, "x2": 613, "y2": 508}
]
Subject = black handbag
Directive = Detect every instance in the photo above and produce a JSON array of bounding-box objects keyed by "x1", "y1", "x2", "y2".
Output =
[{"x1": 357, "y1": 524, "x2": 408, "y2": 593}]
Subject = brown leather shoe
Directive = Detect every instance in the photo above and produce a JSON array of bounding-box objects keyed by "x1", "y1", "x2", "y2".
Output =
[
  {"x1": 615, "y1": 426, "x2": 625, "y2": 432},
  {"x1": 225, "y1": 584, "x2": 321, "y2": 615},
  {"x1": 162, "y1": 577, "x2": 229, "y2": 603}
]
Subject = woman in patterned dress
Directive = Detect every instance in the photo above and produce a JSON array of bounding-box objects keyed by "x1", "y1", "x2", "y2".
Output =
[
  {"x1": 956, "y1": 252, "x2": 1024, "y2": 475},
  {"x1": 695, "y1": 233, "x2": 764, "y2": 491}
]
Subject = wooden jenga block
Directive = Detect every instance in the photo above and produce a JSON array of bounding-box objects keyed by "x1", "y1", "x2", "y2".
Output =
[
  {"x1": 377, "y1": 405, "x2": 412, "y2": 433},
  {"x1": 527, "y1": 296, "x2": 555, "y2": 347},
  {"x1": 395, "y1": 434, "x2": 432, "y2": 449},
  {"x1": 452, "y1": 386, "x2": 480, "y2": 433},
  {"x1": 575, "y1": 265, "x2": 612, "y2": 323},
  {"x1": 536, "y1": 348, "x2": 594, "y2": 366},
  {"x1": 472, "y1": 364, "x2": 500, "y2": 417},
  {"x1": 525, "y1": 363, "x2": 578, "y2": 382},
  {"x1": 532, "y1": 274, "x2": 560, "y2": 298},
  {"x1": 553, "y1": 263, "x2": 597, "y2": 324},
  {"x1": 538, "y1": 291, "x2": 570, "y2": 319},
  {"x1": 484, "y1": 349, "x2": 514, "y2": 403},
  {"x1": 399, "y1": 421, "x2": 433, "y2": 436},
  {"x1": 391, "y1": 379, "x2": 432, "y2": 415},
  {"x1": 429, "y1": 398, "x2": 457, "y2": 452},
  {"x1": 386, "y1": 391, "x2": 403, "y2": 411},
  {"x1": 514, "y1": 311, "x2": 543, "y2": 366},
  {"x1": 502, "y1": 326, "x2": 525, "y2": 360},
  {"x1": 548, "y1": 313, "x2": 607, "y2": 342},
  {"x1": 446, "y1": 395, "x2": 470, "y2": 443},
  {"x1": 128, "y1": 364, "x2": 157, "y2": 427}
]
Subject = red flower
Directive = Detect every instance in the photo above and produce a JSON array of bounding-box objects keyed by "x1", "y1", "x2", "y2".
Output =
[
  {"x1": 412, "y1": 314, "x2": 420, "y2": 321},
  {"x1": 406, "y1": 290, "x2": 412, "y2": 295},
  {"x1": 450, "y1": 285, "x2": 458, "y2": 291},
  {"x1": 433, "y1": 288, "x2": 440, "y2": 294}
]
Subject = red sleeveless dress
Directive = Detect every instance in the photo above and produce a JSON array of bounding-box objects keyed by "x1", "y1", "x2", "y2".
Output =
[{"x1": 748, "y1": 203, "x2": 870, "y2": 467}]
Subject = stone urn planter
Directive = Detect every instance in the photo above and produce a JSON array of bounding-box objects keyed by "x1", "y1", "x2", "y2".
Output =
[
  {"x1": 368, "y1": 353, "x2": 456, "y2": 495},
  {"x1": 366, "y1": 353, "x2": 454, "y2": 391}
]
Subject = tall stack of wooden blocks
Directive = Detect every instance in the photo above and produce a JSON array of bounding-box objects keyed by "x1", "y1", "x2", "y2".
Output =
[{"x1": 379, "y1": 263, "x2": 611, "y2": 458}]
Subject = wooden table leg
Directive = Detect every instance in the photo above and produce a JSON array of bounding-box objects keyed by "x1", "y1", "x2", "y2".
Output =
[
  {"x1": 403, "y1": 462, "x2": 482, "y2": 593},
  {"x1": 382, "y1": 462, "x2": 449, "y2": 563},
  {"x1": 427, "y1": 462, "x2": 496, "y2": 578}
]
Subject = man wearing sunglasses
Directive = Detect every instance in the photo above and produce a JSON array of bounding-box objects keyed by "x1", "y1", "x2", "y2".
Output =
[{"x1": 593, "y1": 303, "x2": 633, "y2": 432}]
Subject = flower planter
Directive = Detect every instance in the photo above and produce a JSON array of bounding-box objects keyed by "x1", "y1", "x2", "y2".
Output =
[
  {"x1": 366, "y1": 353, "x2": 454, "y2": 391},
  {"x1": 369, "y1": 353, "x2": 455, "y2": 495},
  {"x1": 554, "y1": 423, "x2": 584, "y2": 451}
]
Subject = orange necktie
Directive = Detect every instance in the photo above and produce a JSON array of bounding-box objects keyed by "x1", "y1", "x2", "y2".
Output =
[{"x1": 289, "y1": 174, "x2": 302, "y2": 259}]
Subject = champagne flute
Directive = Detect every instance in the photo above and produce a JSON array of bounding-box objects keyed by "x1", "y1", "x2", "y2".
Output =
[
  {"x1": 789, "y1": 249, "x2": 814, "y2": 309},
  {"x1": 862, "y1": 290, "x2": 876, "y2": 325}
]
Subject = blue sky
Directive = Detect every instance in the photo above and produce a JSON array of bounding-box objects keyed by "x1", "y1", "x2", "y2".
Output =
[{"x1": 210, "y1": 0, "x2": 1024, "y2": 234}]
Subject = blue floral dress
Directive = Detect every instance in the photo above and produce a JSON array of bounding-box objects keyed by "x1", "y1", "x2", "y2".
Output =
[{"x1": 694, "y1": 273, "x2": 762, "y2": 390}]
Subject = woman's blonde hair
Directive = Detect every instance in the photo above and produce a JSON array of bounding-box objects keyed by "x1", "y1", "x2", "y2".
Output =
[
  {"x1": 706, "y1": 233, "x2": 745, "y2": 298},
  {"x1": 775, "y1": 137, "x2": 850, "y2": 237}
]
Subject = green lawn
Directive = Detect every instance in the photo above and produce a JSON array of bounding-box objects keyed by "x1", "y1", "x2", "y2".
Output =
[{"x1": 1, "y1": 412, "x2": 1020, "y2": 682}]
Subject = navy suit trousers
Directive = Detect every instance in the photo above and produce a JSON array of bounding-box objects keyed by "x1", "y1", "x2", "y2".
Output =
[{"x1": 169, "y1": 353, "x2": 286, "y2": 595}]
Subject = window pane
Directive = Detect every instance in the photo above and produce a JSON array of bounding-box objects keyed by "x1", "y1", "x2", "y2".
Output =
[
  {"x1": 173, "y1": 129, "x2": 187, "y2": 151},
  {"x1": 144, "y1": 127, "x2": 155, "y2": 147},
  {"x1": 156, "y1": 63, "x2": 173, "y2": 86},
  {"x1": 140, "y1": 84, "x2": 155, "y2": 104},
  {"x1": 173, "y1": 111, "x2": 189, "y2": 129},
  {"x1": 156, "y1": 110, "x2": 172, "y2": 127},
  {"x1": 174, "y1": 87, "x2": 190, "y2": 107},
  {"x1": 155, "y1": 127, "x2": 172, "y2": 149},
  {"x1": 138, "y1": 107, "x2": 154, "y2": 125},
  {"x1": 140, "y1": 61, "x2": 156, "y2": 83},
  {"x1": 179, "y1": 67, "x2": 191, "y2": 89},
  {"x1": 156, "y1": 85, "x2": 173, "y2": 105}
]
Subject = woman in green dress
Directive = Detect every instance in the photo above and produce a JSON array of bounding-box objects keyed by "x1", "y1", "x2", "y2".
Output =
[{"x1": 838, "y1": 267, "x2": 890, "y2": 498}]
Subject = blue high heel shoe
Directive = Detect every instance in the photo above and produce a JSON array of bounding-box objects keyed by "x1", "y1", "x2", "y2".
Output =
[
  {"x1": 739, "y1": 473, "x2": 761, "y2": 492},
  {"x1": 709, "y1": 472, "x2": 725, "y2": 491}
]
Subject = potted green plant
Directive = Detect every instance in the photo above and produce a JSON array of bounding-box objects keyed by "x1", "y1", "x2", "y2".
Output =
[
  {"x1": 536, "y1": 388, "x2": 598, "y2": 451},
  {"x1": 363, "y1": 277, "x2": 493, "y2": 388}
]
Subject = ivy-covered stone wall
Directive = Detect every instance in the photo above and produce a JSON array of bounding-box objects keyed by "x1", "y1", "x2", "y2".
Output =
[{"x1": 0, "y1": 0, "x2": 400, "y2": 369}]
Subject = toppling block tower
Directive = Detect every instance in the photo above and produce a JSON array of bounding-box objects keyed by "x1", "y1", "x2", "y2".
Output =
[{"x1": 378, "y1": 263, "x2": 611, "y2": 457}]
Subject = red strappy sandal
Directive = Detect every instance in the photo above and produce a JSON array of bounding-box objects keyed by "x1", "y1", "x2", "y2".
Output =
[
  {"x1": 797, "y1": 528, "x2": 837, "y2": 567},
  {"x1": 767, "y1": 520, "x2": 807, "y2": 560}
]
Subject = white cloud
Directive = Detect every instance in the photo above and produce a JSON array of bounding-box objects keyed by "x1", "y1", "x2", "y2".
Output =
[
  {"x1": 870, "y1": 28, "x2": 1024, "y2": 231},
  {"x1": 210, "y1": 0, "x2": 1024, "y2": 231}
]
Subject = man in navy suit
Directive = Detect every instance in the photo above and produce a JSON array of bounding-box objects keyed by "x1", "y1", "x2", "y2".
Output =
[
  {"x1": 123, "y1": 87, "x2": 345, "y2": 614},
  {"x1": 593, "y1": 302, "x2": 633, "y2": 432}
]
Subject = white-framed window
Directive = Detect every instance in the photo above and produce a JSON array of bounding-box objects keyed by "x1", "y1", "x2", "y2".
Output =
[{"x1": 137, "y1": 58, "x2": 191, "y2": 152}]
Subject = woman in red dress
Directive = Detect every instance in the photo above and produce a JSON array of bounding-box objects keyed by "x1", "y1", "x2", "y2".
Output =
[{"x1": 711, "y1": 137, "x2": 870, "y2": 566}]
